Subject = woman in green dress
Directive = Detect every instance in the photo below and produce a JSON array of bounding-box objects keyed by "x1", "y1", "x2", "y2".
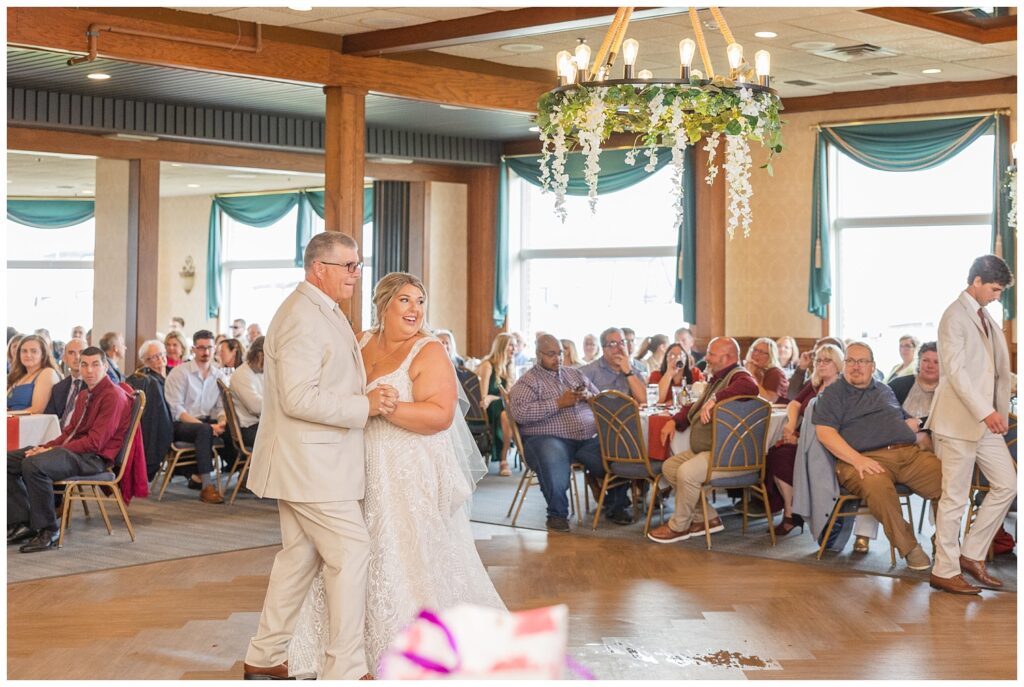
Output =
[{"x1": 476, "y1": 332, "x2": 516, "y2": 475}]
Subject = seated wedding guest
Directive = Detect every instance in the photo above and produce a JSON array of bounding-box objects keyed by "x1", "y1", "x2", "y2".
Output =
[
  {"x1": 51, "y1": 340, "x2": 65, "y2": 369},
  {"x1": 44, "y1": 337, "x2": 86, "y2": 427},
  {"x1": 164, "y1": 329, "x2": 229, "y2": 504},
  {"x1": 164, "y1": 330, "x2": 189, "y2": 371},
  {"x1": 636, "y1": 334, "x2": 669, "y2": 374},
  {"x1": 766, "y1": 343, "x2": 844, "y2": 536},
  {"x1": 214, "y1": 333, "x2": 228, "y2": 348},
  {"x1": 581, "y1": 333, "x2": 600, "y2": 363},
  {"x1": 510, "y1": 331, "x2": 529, "y2": 367},
  {"x1": 647, "y1": 337, "x2": 760, "y2": 543},
  {"x1": 246, "y1": 323, "x2": 263, "y2": 344},
  {"x1": 168, "y1": 316, "x2": 185, "y2": 333},
  {"x1": 99, "y1": 331, "x2": 127, "y2": 384},
  {"x1": 8, "y1": 326, "x2": 20, "y2": 342},
  {"x1": 129, "y1": 340, "x2": 174, "y2": 481},
  {"x1": 675, "y1": 326, "x2": 705, "y2": 367},
  {"x1": 560, "y1": 338, "x2": 583, "y2": 368},
  {"x1": 435, "y1": 328, "x2": 466, "y2": 368},
  {"x1": 885, "y1": 334, "x2": 920, "y2": 383},
  {"x1": 85, "y1": 328, "x2": 93, "y2": 346},
  {"x1": 621, "y1": 327, "x2": 637, "y2": 358},
  {"x1": 6, "y1": 335, "x2": 62, "y2": 415},
  {"x1": 229, "y1": 335, "x2": 264, "y2": 450},
  {"x1": 216, "y1": 338, "x2": 246, "y2": 373},
  {"x1": 776, "y1": 336, "x2": 799, "y2": 378},
  {"x1": 6, "y1": 334, "x2": 23, "y2": 374},
  {"x1": 813, "y1": 341, "x2": 941, "y2": 570},
  {"x1": 581, "y1": 327, "x2": 648, "y2": 404},
  {"x1": 230, "y1": 318, "x2": 248, "y2": 344},
  {"x1": 33, "y1": 328, "x2": 52, "y2": 344},
  {"x1": 70, "y1": 325, "x2": 85, "y2": 341},
  {"x1": 788, "y1": 336, "x2": 845, "y2": 400},
  {"x1": 889, "y1": 341, "x2": 939, "y2": 427},
  {"x1": 7, "y1": 346, "x2": 133, "y2": 552},
  {"x1": 508, "y1": 334, "x2": 631, "y2": 531},
  {"x1": 744, "y1": 337, "x2": 789, "y2": 403},
  {"x1": 649, "y1": 343, "x2": 704, "y2": 403},
  {"x1": 477, "y1": 333, "x2": 516, "y2": 476}
]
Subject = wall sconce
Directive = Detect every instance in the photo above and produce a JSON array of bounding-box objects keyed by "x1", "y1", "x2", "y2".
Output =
[{"x1": 180, "y1": 255, "x2": 196, "y2": 294}]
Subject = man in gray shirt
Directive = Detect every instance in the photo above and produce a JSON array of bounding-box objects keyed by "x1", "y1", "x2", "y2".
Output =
[
  {"x1": 813, "y1": 341, "x2": 941, "y2": 571},
  {"x1": 580, "y1": 327, "x2": 648, "y2": 404}
]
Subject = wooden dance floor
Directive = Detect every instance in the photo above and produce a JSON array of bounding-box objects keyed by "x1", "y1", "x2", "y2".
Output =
[{"x1": 7, "y1": 521, "x2": 1016, "y2": 680}]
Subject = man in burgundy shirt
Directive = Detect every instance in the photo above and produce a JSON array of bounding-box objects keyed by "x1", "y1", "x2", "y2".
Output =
[
  {"x1": 647, "y1": 337, "x2": 759, "y2": 543},
  {"x1": 7, "y1": 347, "x2": 132, "y2": 552}
]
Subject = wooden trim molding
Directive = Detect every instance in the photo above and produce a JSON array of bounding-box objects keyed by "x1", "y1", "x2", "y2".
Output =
[
  {"x1": 783, "y1": 77, "x2": 1016, "y2": 114},
  {"x1": 860, "y1": 7, "x2": 1016, "y2": 44}
]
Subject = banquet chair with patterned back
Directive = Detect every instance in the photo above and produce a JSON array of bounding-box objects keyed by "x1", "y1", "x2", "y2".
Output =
[
  {"x1": 499, "y1": 385, "x2": 585, "y2": 526},
  {"x1": 151, "y1": 428, "x2": 224, "y2": 500},
  {"x1": 964, "y1": 412, "x2": 1017, "y2": 560},
  {"x1": 217, "y1": 378, "x2": 255, "y2": 505},
  {"x1": 460, "y1": 371, "x2": 493, "y2": 458},
  {"x1": 53, "y1": 390, "x2": 146, "y2": 547},
  {"x1": 589, "y1": 390, "x2": 664, "y2": 535},
  {"x1": 698, "y1": 395, "x2": 773, "y2": 549}
]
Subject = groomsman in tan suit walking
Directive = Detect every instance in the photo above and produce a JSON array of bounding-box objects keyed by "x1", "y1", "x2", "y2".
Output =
[
  {"x1": 928, "y1": 254, "x2": 1016, "y2": 595},
  {"x1": 243, "y1": 232, "x2": 397, "y2": 679}
]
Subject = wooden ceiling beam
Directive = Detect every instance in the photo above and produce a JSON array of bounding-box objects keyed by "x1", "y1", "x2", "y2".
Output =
[
  {"x1": 7, "y1": 7, "x2": 547, "y2": 113},
  {"x1": 860, "y1": 7, "x2": 1016, "y2": 44},
  {"x1": 341, "y1": 7, "x2": 688, "y2": 56}
]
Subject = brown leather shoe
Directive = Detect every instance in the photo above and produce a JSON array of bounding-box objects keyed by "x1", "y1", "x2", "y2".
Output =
[
  {"x1": 929, "y1": 573, "x2": 981, "y2": 595},
  {"x1": 960, "y1": 555, "x2": 1003, "y2": 588},
  {"x1": 359, "y1": 674, "x2": 375, "y2": 680},
  {"x1": 200, "y1": 485, "x2": 224, "y2": 504},
  {"x1": 688, "y1": 517, "x2": 724, "y2": 536},
  {"x1": 243, "y1": 661, "x2": 293, "y2": 680}
]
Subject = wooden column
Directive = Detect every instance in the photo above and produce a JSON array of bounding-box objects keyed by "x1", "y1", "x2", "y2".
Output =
[
  {"x1": 323, "y1": 84, "x2": 367, "y2": 327},
  {"x1": 407, "y1": 182, "x2": 429, "y2": 283},
  {"x1": 693, "y1": 144, "x2": 726, "y2": 349},
  {"x1": 125, "y1": 158, "x2": 160, "y2": 373},
  {"x1": 466, "y1": 165, "x2": 502, "y2": 357}
]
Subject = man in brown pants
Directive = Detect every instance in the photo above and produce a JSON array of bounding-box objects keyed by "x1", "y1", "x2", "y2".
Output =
[{"x1": 813, "y1": 341, "x2": 942, "y2": 571}]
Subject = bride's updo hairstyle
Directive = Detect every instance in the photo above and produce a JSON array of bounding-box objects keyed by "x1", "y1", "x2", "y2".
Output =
[{"x1": 371, "y1": 271, "x2": 432, "y2": 336}]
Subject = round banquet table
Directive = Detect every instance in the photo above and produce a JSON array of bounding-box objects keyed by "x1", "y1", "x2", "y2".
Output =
[
  {"x1": 7, "y1": 414, "x2": 61, "y2": 450},
  {"x1": 640, "y1": 405, "x2": 789, "y2": 460}
]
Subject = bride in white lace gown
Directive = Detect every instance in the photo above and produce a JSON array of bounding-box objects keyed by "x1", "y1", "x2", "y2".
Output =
[{"x1": 288, "y1": 273, "x2": 505, "y2": 677}]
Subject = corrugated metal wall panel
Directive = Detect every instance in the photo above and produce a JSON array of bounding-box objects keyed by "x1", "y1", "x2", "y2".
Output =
[{"x1": 7, "y1": 86, "x2": 501, "y2": 165}]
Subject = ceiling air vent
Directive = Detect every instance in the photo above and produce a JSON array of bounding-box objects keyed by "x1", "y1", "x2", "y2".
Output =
[
  {"x1": 813, "y1": 43, "x2": 898, "y2": 62},
  {"x1": 784, "y1": 79, "x2": 818, "y2": 87},
  {"x1": 868, "y1": 70, "x2": 899, "y2": 77}
]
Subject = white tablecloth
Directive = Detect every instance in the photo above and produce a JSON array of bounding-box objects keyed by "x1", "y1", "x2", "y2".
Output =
[
  {"x1": 8, "y1": 414, "x2": 61, "y2": 449},
  {"x1": 641, "y1": 407, "x2": 788, "y2": 456}
]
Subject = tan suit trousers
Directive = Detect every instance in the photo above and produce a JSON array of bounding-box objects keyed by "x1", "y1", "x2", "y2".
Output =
[
  {"x1": 661, "y1": 450, "x2": 756, "y2": 533},
  {"x1": 246, "y1": 499, "x2": 370, "y2": 679},
  {"x1": 835, "y1": 445, "x2": 942, "y2": 557}
]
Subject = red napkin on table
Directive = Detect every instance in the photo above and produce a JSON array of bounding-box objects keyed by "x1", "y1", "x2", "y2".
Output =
[
  {"x1": 647, "y1": 414, "x2": 673, "y2": 461},
  {"x1": 7, "y1": 416, "x2": 20, "y2": 451}
]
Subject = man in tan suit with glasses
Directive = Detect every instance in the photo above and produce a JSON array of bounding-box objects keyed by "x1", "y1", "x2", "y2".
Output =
[
  {"x1": 928, "y1": 254, "x2": 1016, "y2": 595},
  {"x1": 243, "y1": 231, "x2": 397, "y2": 679}
]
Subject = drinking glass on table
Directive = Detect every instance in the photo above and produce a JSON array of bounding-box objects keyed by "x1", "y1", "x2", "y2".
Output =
[{"x1": 671, "y1": 386, "x2": 684, "y2": 408}]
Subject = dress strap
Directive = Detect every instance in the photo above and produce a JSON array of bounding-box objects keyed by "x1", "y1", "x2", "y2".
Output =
[
  {"x1": 401, "y1": 336, "x2": 439, "y2": 369},
  {"x1": 358, "y1": 330, "x2": 375, "y2": 349}
]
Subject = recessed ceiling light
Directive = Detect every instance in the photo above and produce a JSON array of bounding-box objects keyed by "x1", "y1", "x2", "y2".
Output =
[
  {"x1": 500, "y1": 43, "x2": 544, "y2": 54},
  {"x1": 87, "y1": 72, "x2": 111, "y2": 81},
  {"x1": 792, "y1": 40, "x2": 836, "y2": 51},
  {"x1": 370, "y1": 157, "x2": 414, "y2": 165},
  {"x1": 104, "y1": 133, "x2": 159, "y2": 142},
  {"x1": 81, "y1": 189, "x2": 94, "y2": 195},
  {"x1": 186, "y1": 183, "x2": 200, "y2": 188},
  {"x1": 528, "y1": 126, "x2": 540, "y2": 133},
  {"x1": 922, "y1": 68, "x2": 942, "y2": 74},
  {"x1": 287, "y1": 4, "x2": 313, "y2": 11},
  {"x1": 754, "y1": 31, "x2": 778, "y2": 39},
  {"x1": 439, "y1": 104, "x2": 465, "y2": 111},
  {"x1": 169, "y1": 163, "x2": 183, "y2": 167}
]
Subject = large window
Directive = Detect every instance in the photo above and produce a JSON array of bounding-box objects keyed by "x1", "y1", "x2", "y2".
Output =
[
  {"x1": 222, "y1": 207, "x2": 323, "y2": 332},
  {"x1": 7, "y1": 218, "x2": 95, "y2": 338},
  {"x1": 832, "y1": 134, "x2": 997, "y2": 373},
  {"x1": 510, "y1": 165, "x2": 683, "y2": 352}
]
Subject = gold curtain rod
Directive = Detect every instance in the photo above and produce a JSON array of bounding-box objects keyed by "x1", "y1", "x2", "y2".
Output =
[{"x1": 812, "y1": 108, "x2": 1012, "y2": 130}]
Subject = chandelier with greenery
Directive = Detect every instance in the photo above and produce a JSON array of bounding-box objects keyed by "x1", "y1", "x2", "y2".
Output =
[{"x1": 536, "y1": 7, "x2": 784, "y2": 239}]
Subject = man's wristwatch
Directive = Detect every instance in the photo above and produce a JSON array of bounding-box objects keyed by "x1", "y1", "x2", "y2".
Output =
[{"x1": 624, "y1": 370, "x2": 634, "y2": 377}]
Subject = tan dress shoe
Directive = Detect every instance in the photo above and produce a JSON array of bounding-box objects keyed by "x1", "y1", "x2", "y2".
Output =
[
  {"x1": 960, "y1": 555, "x2": 1003, "y2": 588},
  {"x1": 200, "y1": 484, "x2": 224, "y2": 504},
  {"x1": 929, "y1": 573, "x2": 981, "y2": 595},
  {"x1": 688, "y1": 517, "x2": 724, "y2": 536},
  {"x1": 243, "y1": 661, "x2": 292, "y2": 679},
  {"x1": 853, "y1": 535, "x2": 870, "y2": 553},
  {"x1": 359, "y1": 674, "x2": 375, "y2": 680}
]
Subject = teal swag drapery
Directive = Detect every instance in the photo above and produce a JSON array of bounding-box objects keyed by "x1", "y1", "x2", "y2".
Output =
[
  {"x1": 7, "y1": 199, "x2": 95, "y2": 228},
  {"x1": 808, "y1": 113, "x2": 1013, "y2": 319},
  {"x1": 206, "y1": 188, "x2": 376, "y2": 319},
  {"x1": 497, "y1": 147, "x2": 696, "y2": 326}
]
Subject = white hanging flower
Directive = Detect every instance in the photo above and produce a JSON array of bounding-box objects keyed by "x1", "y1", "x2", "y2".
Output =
[
  {"x1": 723, "y1": 135, "x2": 754, "y2": 239},
  {"x1": 703, "y1": 132, "x2": 721, "y2": 185}
]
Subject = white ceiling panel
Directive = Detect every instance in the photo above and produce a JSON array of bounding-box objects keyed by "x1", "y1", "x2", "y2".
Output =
[
  {"x1": 957, "y1": 55, "x2": 1019, "y2": 74},
  {"x1": 785, "y1": 11, "x2": 901, "y2": 34}
]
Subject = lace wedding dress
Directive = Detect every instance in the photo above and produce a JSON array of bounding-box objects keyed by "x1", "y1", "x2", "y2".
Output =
[{"x1": 287, "y1": 335, "x2": 505, "y2": 677}]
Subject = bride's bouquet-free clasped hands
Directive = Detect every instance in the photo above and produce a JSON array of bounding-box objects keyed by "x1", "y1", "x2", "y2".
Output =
[{"x1": 377, "y1": 603, "x2": 593, "y2": 679}]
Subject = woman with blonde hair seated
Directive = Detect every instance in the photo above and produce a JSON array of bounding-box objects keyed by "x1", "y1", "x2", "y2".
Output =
[
  {"x1": 744, "y1": 337, "x2": 790, "y2": 403},
  {"x1": 776, "y1": 335, "x2": 799, "y2": 378},
  {"x1": 6, "y1": 334, "x2": 62, "y2": 414},
  {"x1": 164, "y1": 330, "x2": 189, "y2": 371},
  {"x1": 560, "y1": 338, "x2": 583, "y2": 368},
  {"x1": 885, "y1": 334, "x2": 920, "y2": 383},
  {"x1": 477, "y1": 332, "x2": 516, "y2": 476},
  {"x1": 581, "y1": 333, "x2": 600, "y2": 363}
]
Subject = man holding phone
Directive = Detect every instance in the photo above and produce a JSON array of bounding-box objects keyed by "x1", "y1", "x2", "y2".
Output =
[{"x1": 508, "y1": 334, "x2": 631, "y2": 531}]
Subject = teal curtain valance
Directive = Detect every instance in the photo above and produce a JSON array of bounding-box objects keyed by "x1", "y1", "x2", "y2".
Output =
[
  {"x1": 7, "y1": 199, "x2": 95, "y2": 229},
  {"x1": 808, "y1": 113, "x2": 1013, "y2": 319},
  {"x1": 496, "y1": 148, "x2": 694, "y2": 326},
  {"x1": 206, "y1": 188, "x2": 376, "y2": 319}
]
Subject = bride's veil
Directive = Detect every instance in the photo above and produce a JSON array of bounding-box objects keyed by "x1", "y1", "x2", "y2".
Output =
[{"x1": 450, "y1": 371, "x2": 488, "y2": 513}]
